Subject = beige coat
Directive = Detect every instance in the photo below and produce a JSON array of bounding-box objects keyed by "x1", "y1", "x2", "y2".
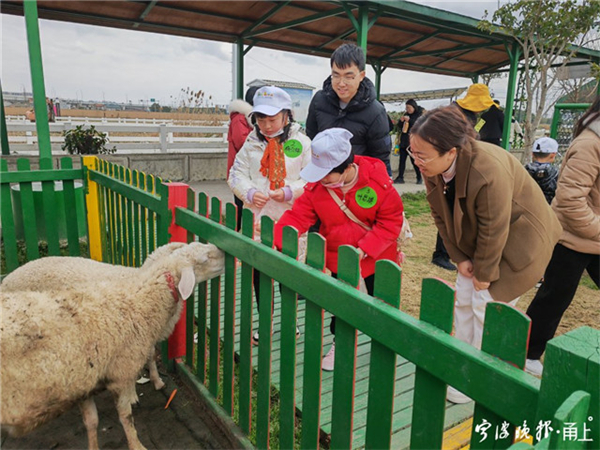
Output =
[
  {"x1": 425, "y1": 140, "x2": 562, "y2": 302},
  {"x1": 552, "y1": 123, "x2": 600, "y2": 255}
]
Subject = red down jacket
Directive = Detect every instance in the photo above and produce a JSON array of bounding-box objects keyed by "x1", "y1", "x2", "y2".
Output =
[{"x1": 274, "y1": 156, "x2": 403, "y2": 277}]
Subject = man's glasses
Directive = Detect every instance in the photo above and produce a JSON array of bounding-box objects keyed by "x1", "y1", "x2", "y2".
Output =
[
  {"x1": 406, "y1": 146, "x2": 442, "y2": 165},
  {"x1": 331, "y1": 73, "x2": 358, "y2": 83}
]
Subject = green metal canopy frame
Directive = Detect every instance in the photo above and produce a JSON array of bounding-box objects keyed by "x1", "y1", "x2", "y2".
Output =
[{"x1": 2, "y1": 0, "x2": 599, "y2": 156}]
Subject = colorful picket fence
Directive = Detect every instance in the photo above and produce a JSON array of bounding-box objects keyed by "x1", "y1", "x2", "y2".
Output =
[
  {"x1": 0, "y1": 157, "x2": 86, "y2": 276},
  {"x1": 1, "y1": 156, "x2": 597, "y2": 449}
]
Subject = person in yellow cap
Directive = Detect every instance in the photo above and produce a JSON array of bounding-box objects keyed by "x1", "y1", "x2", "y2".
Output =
[{"x1": 454, "y1": 83, "x2": 495, "y2": 128}]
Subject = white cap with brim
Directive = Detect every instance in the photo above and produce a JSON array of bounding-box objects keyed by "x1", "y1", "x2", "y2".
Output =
[
  {"x1": 300, "y1": 128, "x2": 353, "y2": 182},
  {"x1": 251, "y1": 86, "x2": 292, "y2": 116},
  {"x1": 532, "y1": 137, "x2": 559, "y2": 154}
]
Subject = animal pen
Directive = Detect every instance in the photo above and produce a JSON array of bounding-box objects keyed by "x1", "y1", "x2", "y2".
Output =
[
  {"x1": 1, "y1": 152, "x2": 598, "y2": 450},
  {"x1": 1, "y1": 1, "x2": 599, "y2": 448}
]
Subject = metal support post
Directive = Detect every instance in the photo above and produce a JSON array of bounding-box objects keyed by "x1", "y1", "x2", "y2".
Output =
[
  {"x1": 0, "y1": 80, "x2": 10, "y2": 155},
  {"x1": 24, "y1": 0, "x2": 52, "y2": 160},
  {"x1": 502, "y1": 44, "x2": 521, "y2": 150}
]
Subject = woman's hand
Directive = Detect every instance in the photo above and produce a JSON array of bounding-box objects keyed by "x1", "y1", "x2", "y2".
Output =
[
  {"x1": 457, "y1": 259, "x2": 474, "y2": 278},
  {"x1": 252, "y1": 192, "x2": 269, "y2": 208},
  {"x1": 269, "y1": 189, "x2": 285, "y2": 203},
  {"x1": 473, "y1": 277, "x2": 490, "y2": 292}
]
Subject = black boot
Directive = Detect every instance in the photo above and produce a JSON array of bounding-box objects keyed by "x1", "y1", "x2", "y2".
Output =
[
  {"x1": 394, "y1": 177, "x2": 405, "y2": 184},
  {"x1": 431, "y1": 254, "x2": 457, "y2": 271}
]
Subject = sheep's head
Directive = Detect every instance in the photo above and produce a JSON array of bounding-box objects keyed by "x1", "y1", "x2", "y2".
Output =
[{"x1": 171, "y1": 242, "x2": 225, "y2": 300}]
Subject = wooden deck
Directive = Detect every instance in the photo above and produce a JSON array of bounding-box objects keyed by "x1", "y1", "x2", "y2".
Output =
[{"x1": 204, "y1": 274, "x2": 474, "y2": 449}]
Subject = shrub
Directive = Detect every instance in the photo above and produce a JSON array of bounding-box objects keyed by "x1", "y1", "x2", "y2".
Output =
[{"x1": 62, "y1": 125, "x2": 116, "y2": 155}]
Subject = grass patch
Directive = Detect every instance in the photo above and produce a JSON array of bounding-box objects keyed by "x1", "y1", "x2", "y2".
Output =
[
  {"x1": 580, "y1": 274, "x2": 599, "y2": 290},
  {"x1": 400, "y1": 191, "x2": 430, "y2": 217}
]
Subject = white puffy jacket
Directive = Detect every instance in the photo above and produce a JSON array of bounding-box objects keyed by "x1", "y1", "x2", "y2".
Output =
[{"x1": 228, "y1": 122, "x2": 312, "y2": 228}]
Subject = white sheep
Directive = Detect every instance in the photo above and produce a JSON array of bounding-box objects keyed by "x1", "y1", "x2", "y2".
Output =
[
  {"x1": 0, "y1": 242, "x2": 224, "y2": 450},
  {"x1": 1, "y1": 241, "x2": 189, "y2": 391}
]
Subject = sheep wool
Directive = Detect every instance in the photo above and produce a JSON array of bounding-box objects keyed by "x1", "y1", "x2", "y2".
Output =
[{"x1": 0, "y1": 242, "x2": 224, "y2": 450}]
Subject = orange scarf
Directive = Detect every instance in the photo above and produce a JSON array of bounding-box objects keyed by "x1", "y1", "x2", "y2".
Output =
[{"x1": 260, "y1": 138, "x2": 287, "y2": 190}]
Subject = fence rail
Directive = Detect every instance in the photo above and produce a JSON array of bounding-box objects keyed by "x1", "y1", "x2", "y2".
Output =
[{"x1": 5, "y1": 121, "x2": 229, "y2": 153}]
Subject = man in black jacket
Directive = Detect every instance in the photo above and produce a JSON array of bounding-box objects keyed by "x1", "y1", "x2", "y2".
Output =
[
  {"x1": 306, "y1": 43, "x2": 392, "y2": 176},
  {"x1": 479, "y1": 99, "x2": 505, "y2": 147}
]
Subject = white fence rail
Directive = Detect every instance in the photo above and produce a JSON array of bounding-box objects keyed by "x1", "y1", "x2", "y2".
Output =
[
  {"x1": 6, "y1": 115, "x2": 226, "y2": 126},
  {"x1": 6, "y1": 121, "x2": 230, "y2": 154}
]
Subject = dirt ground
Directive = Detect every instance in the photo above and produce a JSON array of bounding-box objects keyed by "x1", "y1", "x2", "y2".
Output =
[
  {"x1": 1, "y1": 365, "x2": 229, "y2": 450},
  {"x1": 398, "y1": 213, "x2": 600, "y2": 340}
]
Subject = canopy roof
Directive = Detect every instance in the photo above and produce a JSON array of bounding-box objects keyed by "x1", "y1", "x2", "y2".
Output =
[
  {"x1": 3, "y1": 0, "x2": 599, "y2": 79},
  {"x1": 380, "y1": 86, "x2": 468, "y2": 103}
]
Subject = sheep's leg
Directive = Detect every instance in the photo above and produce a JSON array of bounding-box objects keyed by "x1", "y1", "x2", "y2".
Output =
[
  {"x1": 79, "y1": 397, "x2": 99, "y2": 450},
  {"x1": 114, "y1": 385, "x2": 146, "y2": 450},
  {"x1": 147, "y1": 354, "x2": 165, "y2": 390}
]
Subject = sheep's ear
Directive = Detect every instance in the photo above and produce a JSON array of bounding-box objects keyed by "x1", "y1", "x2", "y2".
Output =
[{"x1": 178, "y1": 266, "x2": 196, "y2": 300}]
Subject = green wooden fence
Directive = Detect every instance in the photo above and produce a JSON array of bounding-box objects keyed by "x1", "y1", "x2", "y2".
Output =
[
  {"x1": 1, "y1": 157, "x2": 86, "y2": 276},
  {"x1": 2, "y1": 158, "x2": 597, "y2": 449},
  {"x1": 550, "y1": 103, "x2": 591, "y2": 153}
]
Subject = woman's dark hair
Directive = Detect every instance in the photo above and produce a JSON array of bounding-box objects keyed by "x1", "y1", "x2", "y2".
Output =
[
  {"x1": 245, "y1": 86, "x2": 259, "y2": 106},
  {"x1": 329, "y1": 153, "x2": 355, "y2": 174},
  {"x1": 253, "y1": 109, "x2": 295, "y2": 143},
  {"x1": 330, "y1": 43, "x2": 365, "y2": 71},
  {"x1": 406, "y1": 99, "x2": 418, "y2": 110},
  {"x1": 411, "y1": 105, "x2": 476, "y2": 154},
  {"x1": 573, "y1": 96, "x2": 600, "y2": 138}
]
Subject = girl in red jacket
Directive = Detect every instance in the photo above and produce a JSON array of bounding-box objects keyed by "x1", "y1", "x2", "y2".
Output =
[{"x1": 274, "y1": 128, "x2": 404, "y2": 370}]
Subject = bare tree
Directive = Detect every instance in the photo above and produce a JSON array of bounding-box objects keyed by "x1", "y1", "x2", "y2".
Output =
[{"x1": 479, "y1": 0, "x2": 600, "y2": 159}]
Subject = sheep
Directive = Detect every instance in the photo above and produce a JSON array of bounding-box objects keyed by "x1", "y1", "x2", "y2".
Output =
[
  {"x1": 1, "y1": 241, "x2": 189, "y2": 391},
  {"x1": 0, "y1": 242, "x2": 224, "y2": 450}
]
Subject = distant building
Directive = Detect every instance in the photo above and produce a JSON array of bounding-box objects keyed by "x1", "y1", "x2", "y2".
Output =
[{"x1": 247, "y1": 79, "x2": 315, "y2": 125}]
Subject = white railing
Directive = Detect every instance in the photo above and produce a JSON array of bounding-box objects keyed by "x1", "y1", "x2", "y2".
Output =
[
  {"x1": 6, "y1": 115, "x2": 227, "y2": 126},
  {"x1": 6, "y1": 121, "x2": 230, "y2": 154}
]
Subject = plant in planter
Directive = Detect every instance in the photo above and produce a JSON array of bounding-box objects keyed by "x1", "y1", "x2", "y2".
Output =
[{"x1": 62, "y1": 125, "x2": 116, "y2": 155}]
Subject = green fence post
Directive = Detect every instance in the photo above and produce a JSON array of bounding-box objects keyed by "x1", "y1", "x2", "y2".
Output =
[
  {"x1": 536, "y1": 327, "x2": 599, "y2": 448},
  {"x1": 300, "y1": 233, "x2": 326, "y2": 450},
  {"x1": 0, "y1": 160, "x2": 18, "y2": 272},
  {"x1": 502, "y1": 43, "x2": 521, "y2": 150},
  {"x1": 238, "y1": 208, "x2": 255, "y2": 435},
  {"x1": 364, "y1": 260, "x2": 402, "y2": 450},
  {"x1": 330, "y1": 245, "x2": 361, "y2": 449},
  {"x1": 279, "y1": 226, "x2": 300, "y2": 450},
  {"x1": 410, "y1": 278, "x2": 455, "y2": 449},
  {"x1": 208, "y1": 197, "x2": 222, "y2": 397},
  {"x1": 256, "y1": 215, "x2": 275, "y2": 450},
  {"x1": 470, "y1": 303, "x2": 531, "y2": 449},
  {"x1": 196, "y1": 193, "x2": 209, "y2": 383}
]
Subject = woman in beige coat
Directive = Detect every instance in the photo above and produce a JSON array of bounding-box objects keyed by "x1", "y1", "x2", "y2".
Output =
[
  {"x1": 525, "y1": 98, "x2": 600, "y2": 377},
  {"x1": 410, "y1": 105, "x2": 562, "y2": 403}
]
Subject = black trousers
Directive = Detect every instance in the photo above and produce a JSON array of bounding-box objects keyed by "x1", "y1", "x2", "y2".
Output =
[
  {"x1": 329, "y1": 273, "x2": 375, "y2": 335},
  {"x1": 432, "y1": 232, "x2": 450, "y2": 259},
  {"x1": 234, "y1": 195, "x2": 244, "y2": 231},
  {"x1": 397, "y1": 145, "x2": 421, "y2": 181},
  {"x1": 526, "y1": 243, "x2": 600, "y2": 359}
]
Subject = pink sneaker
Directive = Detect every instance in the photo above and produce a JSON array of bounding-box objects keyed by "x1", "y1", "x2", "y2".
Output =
[{"x1": 322, "y1": 342, "x2": 336, "y2": 371}]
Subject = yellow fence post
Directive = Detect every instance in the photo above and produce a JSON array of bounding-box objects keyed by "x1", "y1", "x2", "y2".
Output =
[{"x1": 83, "y1": 156, "x2": 103, "y2": 261}]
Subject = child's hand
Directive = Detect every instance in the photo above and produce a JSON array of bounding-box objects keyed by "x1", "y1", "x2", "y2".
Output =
[
  {"x1": 252, "y1": 192, "x2": 269, "y2": 208},
  {"x1": 269, "y1": 189, "x2": 285, "y2": 202}
]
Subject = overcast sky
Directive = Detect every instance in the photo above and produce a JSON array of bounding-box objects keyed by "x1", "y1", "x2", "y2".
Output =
[{"x1": 1, "y1": 1, "x2": 508, "y2": 111}]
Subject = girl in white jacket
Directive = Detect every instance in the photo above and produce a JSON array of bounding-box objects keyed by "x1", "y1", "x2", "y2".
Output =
[
  {"x1": 228, "y1": 86, "x2": 311, "y2": 233},
  {"x1": 227, "y1": 86, "x2": 311, "y2": 343}
]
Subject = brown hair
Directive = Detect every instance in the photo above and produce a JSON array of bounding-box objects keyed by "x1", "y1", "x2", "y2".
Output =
[
  {"x1": 411, "y1": 105, "x2": 476, "y2": 155},
  {"x1": 573, "y1": 96, "x2": 600, "y2": 138}
]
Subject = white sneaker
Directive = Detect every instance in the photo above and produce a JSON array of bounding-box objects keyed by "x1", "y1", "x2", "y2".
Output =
[
  {"x1": 322, "y1": 342, "x2": 336, "y2": 371},
  {"x1": 447, "y1": 386, "x2": 472, "y2": 404},
  {"x1": 525, "y1": 359, "x2": 543, "y2": 377}
]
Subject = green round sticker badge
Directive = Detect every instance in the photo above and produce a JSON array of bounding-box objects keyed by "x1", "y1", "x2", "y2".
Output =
[
  {"x1": 283, "y1": 139, "x2": 303, "y2": 158},
  {"x1": 355, "y1": 186, "x2": 378, "y2": 209}
]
